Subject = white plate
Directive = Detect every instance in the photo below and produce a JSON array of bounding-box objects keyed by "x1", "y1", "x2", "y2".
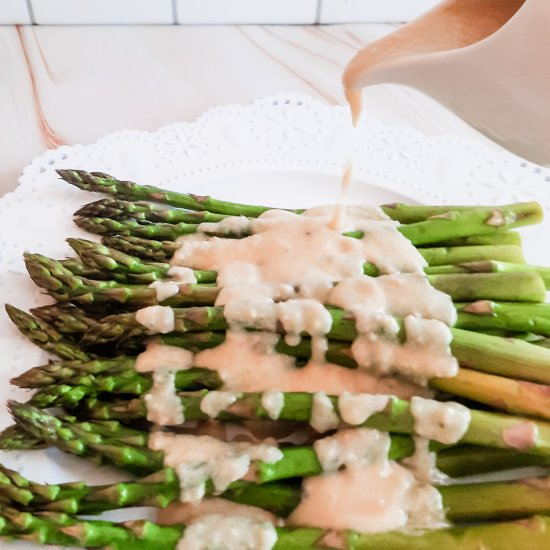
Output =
[{"x1": 1, "y1": 94, "x2": 549, "y2": 548}]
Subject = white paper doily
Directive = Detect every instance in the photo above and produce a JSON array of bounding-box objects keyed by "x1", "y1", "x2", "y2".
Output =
[{"x1": 0, "y1": 93, "x2": 549, "y2": 547}]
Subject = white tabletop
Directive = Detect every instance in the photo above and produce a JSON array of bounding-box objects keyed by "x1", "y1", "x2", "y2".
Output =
[{"x1": 0, "y1": 23, "x2": 497, "y2": 196}]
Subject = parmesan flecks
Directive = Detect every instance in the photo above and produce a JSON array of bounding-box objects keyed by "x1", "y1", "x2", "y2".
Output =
[
  {"x1": 410, "y1": 397, "x2": 471, "y2": 444},
  {"x1": 200, "y1": 391, "x2": 239, "y2": 419},
  {"x1": 135, "y1": 305, "x2": 175, "y2": 334},
  {"x1": 314, "y1": 428, "x2": 390, "y2": 472},
  {"x1": 144, "y1": 369, "x2": 184, "y2": 426},
  {"x1": 177, "y1": 515, "x2": 277, "y2": 550},
  {"x1": 310, "y1": 391, "x2": 340, "y2": 433},
  {"x1": 338, "y1": 393, "x2": 390, "y2": 425},
  {"x1": 149, "y1": 432, "x2": 282, "y2": 503}
]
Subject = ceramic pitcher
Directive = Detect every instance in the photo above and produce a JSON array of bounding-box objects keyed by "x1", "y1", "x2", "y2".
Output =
[{"x1": 343, "y1": 0, "x2": 549, "y2": 165}]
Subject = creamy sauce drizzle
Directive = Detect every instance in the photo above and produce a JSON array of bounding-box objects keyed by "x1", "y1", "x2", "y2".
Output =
[
  {"x1": 136, "y1": 305, "x2": 175, "y2": 333},
  {"x1": 149, "y1": 266, "x2": 198, "y2": 301},
  {"x1": 149, "y1": 432, "x2": 282, "y2": 503},
  {"x1": 338, "y1": 393, "x2": 389, "y2": 425},
  {"x1": 310, "y1": 391, "x2": 340, "y2": 433},
  {"x1": 158, "y1": 498, "x2": 279, "y2": 526},
  {"x1": 177, "y1": 515, "x2": 277, "y2": 550},
  {"x1": 194, "y1": 331, "x2": 425, "y2": 398},
  {"x1": 200, "y1": 391, "x2": 239, "y2": 418},
  {"x1": 314, "y1": 428, "x2": 390, "y2": 472},
  {"x1": 135, "y1": 175, "x2": 462, "y2": 539},
  {"x1": 410, "y1": 396, "x2": 471, "y2": 444},
  {"x1": 144, "y1": 369, "x2": 185, "y2": 425}
]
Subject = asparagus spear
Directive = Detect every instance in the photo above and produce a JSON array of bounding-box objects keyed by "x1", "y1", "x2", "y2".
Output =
[
  {"x1": 2, "y1": 456, "x2": 550, "y2": 525},
  {"x1": 426, "y1": 261, "x2": 550, "y2": 286},
  {"x1": 59, "y1": 169, "x2": 544, "y2": 234},
  {"x1": 436, "y1": 444, "x2": 550, "y2": 477},
  {"x1": 76, "y1": 198, "x2": 230, "y2": 224},
  {"x1": 103, "y1": 234, "x2": 525, "y2": 267},
  {"x1": 41, "y1": 301, "x2": 550, "y2": 350},
  {"x1": 66, "y1": 389, "x2": 550, "y2": 456},
  {"x1": 74, "y1": 197, "x2": 528, "y2": 247},
  {"x1": 58, "y1": 169, "x2": 281, "y2": 216},
  {"x1": 67, "y1": 238, "x2": 216, "y2": 283},
  {"x1": 102, "y1": 235, "x2": 179, "y2": 262},
  {"x1": 432, "y1": 232, "x2": 521, "y2": 246},
  {"x1": 2, "y1": 504, "x2": 550, "y2": 550},
  {"x1": 67, "y1": 239, "x2": 532, "y2": 298},
  {"x1": 455, "y1": 301, "x2": 550, "y2": 336},
  {"x1": 7, "y1": 401, "x2": 163, "y2": 475},
  {"x1": 75, "y1": 210, "x2": 538, "y2": 249},
  {"x1": 4, "y1": 305, "x2": 90, "y2": 362},
  {"x1": 30, "y1": 303, "x2": 98, "y2": 336},
  {"x1": 431, "y1": 368, "x2": 550, "y2": 420},
  {"x1": 347, "y1": 516, "x2": 550, "y2": 550},
  {"x1": 24, "y1": 250, "x2": 548, "y2": 308},
  {"x1": 27, "y1": 367, "x2": 223, "y2": 408}
]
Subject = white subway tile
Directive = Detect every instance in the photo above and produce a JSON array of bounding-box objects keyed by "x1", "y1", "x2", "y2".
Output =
[
  {"x1": 320, "y1": 0, "x2": 441, "y2": 23},
  {"x1": 0, "y1": 0, "x2": 31, "y2": 24},
  {"x1": 31, "y1": 0, "x2": 174, "y2": 25},
  {"x1": 177, "y1": 0, "x2": 318, "y2": 24}
]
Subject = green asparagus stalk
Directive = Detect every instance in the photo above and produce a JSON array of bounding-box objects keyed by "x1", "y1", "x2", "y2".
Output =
[
  {"x1": 24, "y1": 250, "x2": 548, "y2": 308},
  {"x1": 451, "y1": 328, "x2": 550, "y2": 384},
  {"x1": 58, "y1": 169, "x2": 280, "y2": 216},
  {"x1": 435, "y1": 444, "x2": 550, "y2": 477},
  {"x1": 347, "y1": 516, "x2": 550, "y2": 550},
  {"x1": 380, "y1": 202, "x2": 542, "y2": 225},
  {"x1": 28, "y1": 367, "x2": 223, "y2": 408},
  {"x1": 75, "y1": 210, "x2": 538, "y2": 249},
  {"x1": 75, "y1": 198, "x2": 529, "y2": 248},
  {"x1": 454, "y1": 301, "x2": 550, "y2": 336},
  {"x1": 67, "y1": 238, "x2": 216, "y2": 283},
  {"x1": 418, "y1": 232, "x2": 522, "y2": 247},
  {"x1": 11, "y1": 357, "x2": 137, "y2": 388},
  {"x1": 2, "y1": 457, "x2": 550, "y2": 525},
  {"x1": 67, "y1": 238, "x2": 531, "y2": 299},
  {"x1": 426, "y1": 261, "x2": 550, "y2": 286},
  {"x1": 2, "y1": 503, "x2": 550, "y2": 549},
  {"x1": 431, "y1": 368, "x2": 550, "y2": 420},
  {"x1": 30, "y1": 303, "x2": 98, "y2": 336},
  {"x1": 103, "y1": 234, "x2": 524, "y2": 267},
  {"x1": 59, "y1": 170, "x2": 544, "y2": 236},
  {"x1": 74, "y1": 390, "x2": 550, "y2": 456},
  {"x1": 102, "y1": 235, "x2": 179, "y2": 261},
  {"x1": 7, "y1": 401, "x2": 163, "y2": 475},
  {"x1": 4, "y1": 305, "x2": 90, "y2": 362},
  {"x1": 76, "y1": 198, "x2": 230, "y2": 224}
]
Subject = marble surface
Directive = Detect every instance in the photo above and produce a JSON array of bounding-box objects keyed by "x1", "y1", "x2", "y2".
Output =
[{"x1": 0, "y1": 23, "x2": 499, "y2": 196}]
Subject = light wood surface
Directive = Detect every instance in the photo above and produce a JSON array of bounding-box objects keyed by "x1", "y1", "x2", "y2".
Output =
[{"x1": 0, "y1": 23, "x2": 494, "y2": 196}]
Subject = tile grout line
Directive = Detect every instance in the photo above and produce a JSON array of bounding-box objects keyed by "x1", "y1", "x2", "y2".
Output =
[
  {"x1": 171, "y1": 0, "x2": 179, "y2": 25},
  {"x1": 24, "y1": 0, "x2": 36, "y2": 25},
  {"x1": 315, "y1": 0, "x2": 323, "y2": 24}
]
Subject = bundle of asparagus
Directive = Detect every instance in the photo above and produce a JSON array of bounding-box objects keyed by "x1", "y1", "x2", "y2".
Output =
[{"x1": 1, "y1": 169, "x2": 550, "y2": 549}]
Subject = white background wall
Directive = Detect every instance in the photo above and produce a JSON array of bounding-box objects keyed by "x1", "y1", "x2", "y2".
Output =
[{"x1": 1, "y1": 0, "x2": 441, "y2": 25}]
